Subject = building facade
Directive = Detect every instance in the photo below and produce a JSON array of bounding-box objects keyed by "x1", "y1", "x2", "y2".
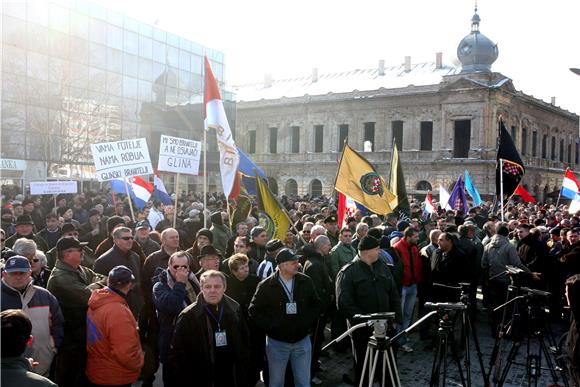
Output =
[
  {"x1": 234, "y1": 10, "x2": 579, "y2": 203},
  {"x1": 1, "y1": 0, "x2": 231, "y2": 190}
]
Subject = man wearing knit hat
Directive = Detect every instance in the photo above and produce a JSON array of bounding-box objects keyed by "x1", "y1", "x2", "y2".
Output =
[{"x1": 336, "y1": 235, "x2": 402, "y2": 385}]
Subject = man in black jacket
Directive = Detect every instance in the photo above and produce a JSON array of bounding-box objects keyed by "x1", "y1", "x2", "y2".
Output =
[
  {"x1": 249, "y1": 248, "x2": 320, "y2": 387},
  {"x1": 336, "y1": 235, "x2": 402, "y2": 385}
]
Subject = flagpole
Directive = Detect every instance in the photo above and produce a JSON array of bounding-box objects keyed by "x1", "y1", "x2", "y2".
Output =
[
  {"x1": 203, "y1": 129, "x2": 207, "y2": 228},
  {"x1": 124, "y1": 178, "x2": 136, "y2": 223},
  {"x1": 555, "y1": 191, "x2": 561, "y2": 208},
  {"x1": 173, "y1": 173, "x2": 179, "y2": 228},
  {"x1": 500, "y1": 158, "x2": 505, "y2": 222}
]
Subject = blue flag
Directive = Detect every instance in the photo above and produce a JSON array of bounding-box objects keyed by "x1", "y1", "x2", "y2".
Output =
[
  {"x1": 238, "y1": 147, "x2": 267, "y2": 195},
  {"x1": 464, "y1": 170, "x2": 482, "y2": 206},
  {"x1": 448, "y1": 175, "x2": 469, "y2": 213}
]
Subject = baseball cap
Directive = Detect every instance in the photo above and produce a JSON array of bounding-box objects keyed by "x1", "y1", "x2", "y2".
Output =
[
  {"x1": 108, "y1": 265, "x2": 135, "y2": 287},
  {"x1": 135, "y1": 220, "x2": 151, "y2": 230},
  {"x1": 4, "y1": 256, "x2": 32, "y2": 273},
  {"x1": 275, "y1": 248, "x2": 299, "y2": 265},
  {"x1": 56, "y1": 236, "x2": 82, "y2": 251}
]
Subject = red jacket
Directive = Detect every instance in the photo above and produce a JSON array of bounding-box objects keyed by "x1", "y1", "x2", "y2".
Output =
[
  {"x1": 393, "y1": 238, "x2": 422, "y2": 286},
  {"x1": 86, "y1": 287, "x2": 144, "y2": 385}
]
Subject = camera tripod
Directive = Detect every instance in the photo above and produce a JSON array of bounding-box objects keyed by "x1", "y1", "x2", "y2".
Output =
[
  {"x1": 488, "y1": 271, "x2": 568, "y2": 387},
  {"x1": 322, "y1": 312, "x2": 403, "y2": 387},
  {"x1": 430, "y1": 283, "x2": 490, "y2": 387}
]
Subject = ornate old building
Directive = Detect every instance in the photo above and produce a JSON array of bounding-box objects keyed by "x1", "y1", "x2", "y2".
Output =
[{"x1": 233, "y1": 9, "x2": 579, "y2": 203}]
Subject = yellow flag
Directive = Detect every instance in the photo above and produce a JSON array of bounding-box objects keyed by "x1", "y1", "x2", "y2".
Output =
[
  {"x1": 335, "y1": 143, "x2": 395, "y2": 215},
  {"x1": 256, "y1": 176, "x2": 291, "y2": 241}
]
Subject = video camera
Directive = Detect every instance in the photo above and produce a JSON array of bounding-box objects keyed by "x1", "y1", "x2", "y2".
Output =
[{"x1": 425, "y1": 302, "x2": 468, "y2": 311}]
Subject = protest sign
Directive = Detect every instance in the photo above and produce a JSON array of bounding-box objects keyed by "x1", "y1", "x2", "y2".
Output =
[
  {"x1": 91, "y1": 138, "x2": 153, "y2": 182},
  {"x1": 0, "y1": 158, "x2": 27, "y2": 171},
  {"x1": 158, "y1": 135, "x2": 202, "y2": 175},
  {"x1": 30, "y1": 181, "x2": 78, "y2": 195}
]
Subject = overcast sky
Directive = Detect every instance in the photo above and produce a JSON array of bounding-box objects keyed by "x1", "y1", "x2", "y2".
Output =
[{"x1": 97, "y1": 0, "x2": 580, "y2": 114}]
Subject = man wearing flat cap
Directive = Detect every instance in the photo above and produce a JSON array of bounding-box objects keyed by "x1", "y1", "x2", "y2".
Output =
[
  {"x1": 5, "y1": 214, "x2": 48, "y2": 252},
  {"x1": 47, "y1": 236, "x2": 104, "y2": 387},
  {"x1": 196, "y1": 245, "x2": 221, "y2": 280},
  {"x1": 249, "y1": 248, "x2": 320, "y2": 387},
  {"x1": 336, "y1": 235, "x2": 402, "y2": 385},
  {"x1": 86, "y1": 265, "x2": 144, "y2": 387}
]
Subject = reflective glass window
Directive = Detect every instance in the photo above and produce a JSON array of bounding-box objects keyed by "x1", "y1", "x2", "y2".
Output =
[
  {"x1": 138, "y1": 58, "x2": 153, "y2": 81},
  {"x1": 179, "y1": 50, "x2": 190, "y2": 71},
  {"x1": 167, "y1": 33, "x2": 179, "y2": 47},
  {"x1": 89, "y1": 43, "x2": 107, "y2": 69},
  {"x1": 48, "y1": 57, "x2": 70, "y2": 84},
  {"x1": 153, "y1": 28, "x2": 166, "y2": 43},
  {"x1": 139, "y1": 35, "x2": 153, "y2": 59},
  {"x1": 139, "y1": 22, "x2": 153, "y2": 38},
  {"x1": 179, "y1": 37, "x2": 191, "y2": 51},
  {"x1": 167, "y1": 46, "x2": 179, "y2": 67},
  {"x1": 49, "y1": 30, "x2": 70, "y2": 58},
  {"x1": 70, "y1": 12, "x2": 89, "y2": 39},
  {"x1": 28, "y1": 52, "x2": 49, "y2": 81},
  {"x1": 123, "y1": 76, "x2": 138, "y2": 99},
  {"x1": 69, "y1": 63, "x2": 89, "y2": 89},
  {"x1": 27, "y1": 0, "x2": 49, "y2": 26},
  {"x1": 124, "y1": 17, "x2": 139, "y2": 32},
  {"x1": 3, "y1": 45, "x2": 27, "y2": 75},
  {"x1": 107, "y1": 48, "x2": 123, "y2": 73},
  {"x1": 107, "y1": 72, "x2": 123, "y2": 96},
  {"x1": 49, "y1": 4, "x2": 70, "y2": 33},
  {"x1": 123, "y1": 53, "x2": 139, "y2": 78},
  {"x1": 124, "y1": 30, "x2": 139, "y2": 55},
  {"x1": 70, "y1": 37, "x2": 90, "y2": 64},
  {"x1": 27, "y1": 23, "x2": 49, "y2": 54},
  {"x1": 107, "y1": 24, "x2": 123, "y2": 50},
  {"x1": 89, "y1": 18, "x2": 107, "y2": 45},
  {"x1": 138, "y1": 80, "x2": 152, "y2": 102},
  {"x1": 178, "y1": 70, "x2": 192, "y2": 90},
  {"x1": 27, "y1": 78, "x2": 49, "y2": 107},
  {"x1": 153, "y1": 40, "x2": 166, "y2": 63}
]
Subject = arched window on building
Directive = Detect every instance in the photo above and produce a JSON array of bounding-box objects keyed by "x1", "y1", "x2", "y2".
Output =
[
  {"x1": 285, "y1": 179, "x2": 298, "y2": 196},
  {"x1": 310, "y1": 179, "x2": 323, "y2": 197},
  {"x1": 415, "y1": 180, "x2": 432, "y2": 192},
  {"x1": 268, "y1": 177, "x2": 278, "y2": 195}
]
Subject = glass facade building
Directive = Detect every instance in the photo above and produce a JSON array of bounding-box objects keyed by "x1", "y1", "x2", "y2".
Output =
[{"x1": 1, "y1": 0, "x2": 232, "y2": 190}]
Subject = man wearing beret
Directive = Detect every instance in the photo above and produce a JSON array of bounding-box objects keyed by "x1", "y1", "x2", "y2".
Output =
[
  {"x1": 336, "y1": 235, "x2": 402, "y2": 385},
  {"x1": 249, "y1": 248, "x2": 320, "y2": 387},
  {"x1": 324, "y1": 215, "x2": 339, "y2": 247},
  {"x1": 47, "y1": 236, "x2": 104, "y2": 387},
  {"x1": 5, "y1": 215, "x2": 48, "y2": 252}
]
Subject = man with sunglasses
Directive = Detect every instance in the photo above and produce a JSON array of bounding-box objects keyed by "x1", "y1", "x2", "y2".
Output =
[
  {"x1": 45, "y1": 223, "x2": 96, "y2": 270},
  {"x1": 152, "y1": 251, "x2": 200, "y2": 386},
  {"x1": 93, "y1": 227, "x2": 143, "y2": 318},
  {"x1": 1, "y1": 255, "x2": 64, "y2": 377}
]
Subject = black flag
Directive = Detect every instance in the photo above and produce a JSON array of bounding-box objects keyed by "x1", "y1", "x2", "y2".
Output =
[{"x1": 496, "y1": 120, "x2": 525, "y2": 202}]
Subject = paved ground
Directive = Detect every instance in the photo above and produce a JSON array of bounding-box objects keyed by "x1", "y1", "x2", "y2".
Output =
[{"x1": 141, "y1": 301, "x2": 569, "y2": 387}]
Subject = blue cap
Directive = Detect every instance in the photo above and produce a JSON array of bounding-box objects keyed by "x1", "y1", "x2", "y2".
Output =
[
  {"x1": 108, "y1": 265, "x2": 135, "y2": 287},
  {"x1": 4, "y1": 256, "x2": 32, "y2": 273}
]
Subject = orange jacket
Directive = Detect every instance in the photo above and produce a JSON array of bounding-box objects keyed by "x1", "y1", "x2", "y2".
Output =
[{"x1": 86, "y1": 287, "x2": 144, "y2": 385}]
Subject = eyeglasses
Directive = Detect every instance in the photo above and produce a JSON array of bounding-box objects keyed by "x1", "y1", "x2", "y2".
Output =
[
  {"x1": 172, "y1": 265, "x2": 188, "y2": 270},
  {"x1": 117, "y1": 236, "x2": 133, "y2": 241},
  {"x1": 303, "y1": 231, "x2": 311, "y2": 234},
  {"x1": 32, "y1": 258, "x2": 40, "y2": 263}
]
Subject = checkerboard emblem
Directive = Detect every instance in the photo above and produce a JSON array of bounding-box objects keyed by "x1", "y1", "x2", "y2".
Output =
[{"x1": 360, "y1": 172, "x2": 384, "y2": 196}]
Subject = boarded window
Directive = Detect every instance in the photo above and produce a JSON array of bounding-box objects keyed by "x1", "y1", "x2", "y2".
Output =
[
  {"x1": 269, "y1": 127, "x2": 277, "y2": 154},
  {"x1": 560, "y1": 139, "x2": 565, "y2": 162},
  {"x1": 542, "y1": 135, "x2": 547, "y2": 159},
  {"x1": 420, "y1": 121, "x2": 433, "y2": 151},
  {"x1": 291, "y1": 126, "x2": 300, "y2": 153},
  {"x1": 363, "y1": 122, "x2": 375, "y2": 152},
  {"x1": 532, "y1": 131, "x2": 537, "y2": 157},
  {"x1": 453, "y1": 120, "x2": 471, "y2": 158},
  {"x1": 521, "y1": 128, "x2": 528, "y2": 155},
  {"x1": 392, "y1": 121, "x2": 403, "y2": 150},
  {"x1": 338, "y1": 124, "x2": 348, "y2": 152},
  {"x1": 314, "y1": 125, "x2": 323, "y2": 152},
  {"x1": 551, "y1": 136, "x2": 556, "y2": 160},
  {"x1": 248, "y1": 130, "x2": 256, "y2": 154}
]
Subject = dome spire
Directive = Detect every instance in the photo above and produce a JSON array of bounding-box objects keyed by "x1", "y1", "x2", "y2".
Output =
[
  {"x1": 456, "y1": 2, "x2": 498, "y2": 73},
  {"x1": 471, "y1": 2, "x2": 480, "y2": 32}
]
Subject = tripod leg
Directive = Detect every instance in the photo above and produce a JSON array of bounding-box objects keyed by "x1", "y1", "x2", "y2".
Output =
[
  {"x1": 359, "y1": 344, "x2": 372, "y2": 387},
  {"x1": 497, "y1": 340, "x2": 521, "y2": 387},
  {"x1": 442, "y1": 334, "x2": 448, "y2": 387},
  {"x1": 448, "y1": 331, "x2": 467, "y2": 387},
  {"x1": 369, "y1": 347, "x2": 380, "y2": 387},
  {"x1": 381, "y1": 350, "x2": 387, "y2": 387},
  {"x1": 462, "y1": 311, "x2": 472, "y2": 387},
  {"x1": 467, "y1": 314, "x2": 490, "y2": 386},
  {"x1": 387, "y1": 346, "x2": 401, "y2": 387},
  {"x1": 430, "y1": 332, "x2": 445, "y2": 387},
  {"x1": 539, "y1": 334, "x2": 562, "y2": 385}
]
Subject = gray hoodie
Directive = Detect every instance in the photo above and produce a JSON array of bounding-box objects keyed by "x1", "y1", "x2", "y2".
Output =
[{"x1": 482, "y1": 234, "x2": 530, "y2": 284}]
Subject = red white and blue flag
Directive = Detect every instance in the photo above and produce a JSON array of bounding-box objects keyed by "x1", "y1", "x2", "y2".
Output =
[
  {"x1": 561, "y1": 168, "x2": 580, "y2": 200},
  {"x1": 153, "y1": 173, "x2": 173, "y2": 205},
  {"x1": 204, "y1": 57, "x2": 240, "y2": 200},
  {"x1": 423, "y1": 192, "x2": 436, "y2": 216},
  {"x1": 111, "y1": 176, "x2": 153, "y2": 209}
]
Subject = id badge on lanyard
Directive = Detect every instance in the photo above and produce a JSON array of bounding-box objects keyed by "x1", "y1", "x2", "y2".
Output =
[
  {"x1": 205, "y1": 305, "x2": 228, "y2": 347},
  {"x1": 280, "y1": 277, "x2": 297, "y2": 315}
]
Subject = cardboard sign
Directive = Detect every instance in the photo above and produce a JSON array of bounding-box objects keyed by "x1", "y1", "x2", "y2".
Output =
[
  {"x1": 157, "y1": 135, "x2": 202, "y2": 175},
  {"x1": 91, "y1": 138, "x2": 153, "y2": 182},
  {"x1": 0, "y1": 158, "x2": 27, "y2": 171},
  {"x1": 30, "y1": 181, "x2": 78, "y2": 195}
]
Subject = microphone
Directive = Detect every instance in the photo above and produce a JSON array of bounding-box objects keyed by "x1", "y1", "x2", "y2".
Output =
[{"x1": 425, "y1": 302, "x2": 467, "y2": 311}]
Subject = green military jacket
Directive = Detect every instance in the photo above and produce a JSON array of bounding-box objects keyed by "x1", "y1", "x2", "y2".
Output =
[{"x1": 329, "y1": 242, "x2": 356, "y2": 281}]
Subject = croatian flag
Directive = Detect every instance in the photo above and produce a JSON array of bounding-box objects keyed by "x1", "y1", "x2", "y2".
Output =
[
  {"x1": 153, "y1": 173, "x2": 173, "y2": 205},
  {"x1": 204, "y1": 56, "x2": 240, "y2": 200},
  {"x1": 560, "y1": 169, "x2": 580, "y2": 200},
  {"x1": 423, "y1": 192, "x2": 436, "y2": 216},
  {"x1": 130, "y1": 176, "x2": 153, "y2": 209},
  {"x1": 337, "y1": 192, "x2": 359, "y2": 228}
]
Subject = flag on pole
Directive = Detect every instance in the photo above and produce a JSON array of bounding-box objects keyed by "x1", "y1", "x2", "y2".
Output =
[
  {"x1": 560, "y1": 168, "x2": 580, "y2": 200},
  {"x1": 569, "y1": 195, "x2": 580, "y2": 214},
  {"x1": 204, "y1": 56, "x2": 240, "y2": 200},
  {"x1": 423, "y1": 192, "x2": 436, "y2": 216},
  {"x1": 496, "y1": 120, "x2": 525, "y2": 202},
  {"x1": 111, "y1": 178, "x2": 126, "y2": 194},
  {"x1": 388, "y1": 143, "x2": 410, "y2": 217},
  {"x1": 464, "y1": 170, "x2": 482, "y2": 206},
  {"x1": 448, "y1": 175, "x2": 469, "y2": 212},
  {"x1": 439, "y1": 185, "x2": 452, "y2": 211},
  {"x1": 130, "y1": 176, "x2": 153, "y2": 209},
  {"x1": 237, "y1": 146, "x2": 267, "y2": 196},
  {"x1": 335, "y1": 143, "x2": 395, "y2": 215},
  {"x1": 513, "y1": 185, "x2": 536, "y2": 203},
  {"x1": 256, "y1": 176, "x2": 291, "y2": 241},
  {"x1": 153, "y1": 173, "x2": 173, "y2": 205}
]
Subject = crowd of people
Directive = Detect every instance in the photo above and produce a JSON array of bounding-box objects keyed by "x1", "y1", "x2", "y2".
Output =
[{"x1": 1, "y1": 188, "x2": 579, "y2": 387}]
